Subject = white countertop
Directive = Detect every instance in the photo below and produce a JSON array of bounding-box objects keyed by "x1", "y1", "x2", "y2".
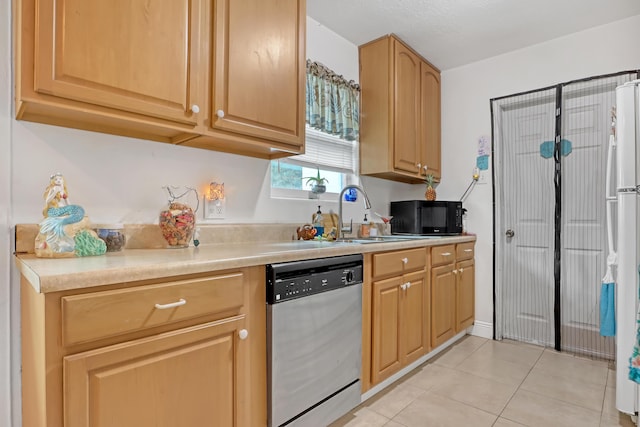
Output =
[{"x1": 15, "y1": 235, "x2": 476, "y2": 293}]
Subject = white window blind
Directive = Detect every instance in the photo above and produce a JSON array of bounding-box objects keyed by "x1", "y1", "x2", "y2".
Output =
[{"x1": 283, "y1": 126, "x2": 357, "y2": 174}]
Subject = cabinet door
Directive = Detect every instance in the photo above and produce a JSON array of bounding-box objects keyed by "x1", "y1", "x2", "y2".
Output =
[
  {"x1": 34, "y1": 0, "x2": 202, "y2": 125},
  {"x1": 371, "y1": 276, "x2": 402, "y2": 384},
  {"x1": 420, "y1": 61, "x2": 442, "y2": 179},
  {"x1": 401, "y1": 270, "x2": 429, "y2": 364},
  {"x1": 393, "y1": 40, "x2": 421, "y2": 175},
  {"x1": 431, "y1": 264, "x2": 456, "y2": 348},
  {"x1": 456, "y1": 259, "x2": 475, "y2": 332},
  {"x1": 64, "y1": 316, "x2": 248, "y2": 427},
  {"x1": 210, "y1": 0, "x2": 305, "y2": 147}
]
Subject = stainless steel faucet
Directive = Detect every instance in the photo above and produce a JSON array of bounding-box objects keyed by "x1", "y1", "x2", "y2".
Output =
[{"x1": 338, "y1": 185, "x2": 372, "y2": 239}]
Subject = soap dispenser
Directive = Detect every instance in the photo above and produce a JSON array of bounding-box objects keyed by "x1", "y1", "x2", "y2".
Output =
[
  {"x1": 313, "y1": 206, "x2": 324, "y2": 237},
  {"x1": 360, "y1": 213, "x2": 371, "y2": 238}
]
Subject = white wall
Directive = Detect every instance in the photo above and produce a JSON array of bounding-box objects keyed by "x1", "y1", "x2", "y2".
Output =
[
  {"x1": 1, "y1": 0, "x2": 12, "y2": 423},
  {"x1": 3, "y1": 15, "x2": 423, "y2": 426},
  {"x1": 439, "y1": 14, "x2": 640, "y2": 338}
]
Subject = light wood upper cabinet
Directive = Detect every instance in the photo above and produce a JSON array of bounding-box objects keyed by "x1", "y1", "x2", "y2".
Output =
[
  {"x1": 208, "y1": 0, "x2": 305, "y2": 147},
  {"x1": 34, "y1": 0, "x2": 202, "y2": 126},
  {"x1": 359, "y1": 34, "x2": 442, "y2": 183},
  {"x1": 393, "y1": 41, "x2": 421, "y2": 175},
  {"x1": 15, "y1": 0, "x2": 305, "y2": 159},
  {"x1": 420, "y1": 61, "x2": 442, "y2": 178}
]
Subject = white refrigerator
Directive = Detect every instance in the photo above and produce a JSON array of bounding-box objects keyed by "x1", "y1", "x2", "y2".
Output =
[{"x1": 615, "y1": 79, "x2": 640, "y2": 415}]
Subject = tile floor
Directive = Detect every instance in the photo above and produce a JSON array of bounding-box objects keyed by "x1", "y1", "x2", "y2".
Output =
[{"x1": 330, "y1": 336, "x2": 636, "y2": 427}]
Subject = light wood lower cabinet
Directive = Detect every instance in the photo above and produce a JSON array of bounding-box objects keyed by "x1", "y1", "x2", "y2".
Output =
[
  {"x1": 456, "y1": 248, "x2": 476, "y2": 332},
  {"x1": 21, "y1": 267, "x2": 265, "y2": 427},
  {"x1": 365, "y1": 248, "x2": 429, "y2": 389},
  {"x1": 64, "y1": 317, "x2": 248, "y2": 427},
  {"x1": 431, "y1": 262, "x2": 457, "y2": 348},
  {"x1": 364, "y1": 242, "x2": 476, "y2": 391},
  {"x1": 431, "y1": 242, "x2": 476, "y2": 349}
]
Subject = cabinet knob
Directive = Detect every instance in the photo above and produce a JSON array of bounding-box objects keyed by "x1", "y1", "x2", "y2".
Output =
[
  {"x1": 506, "y1": 229, "x2": 515, "y2": 238},
  {"x1": 191, "y1": 104, "x2": 200, "y2": 114},
  {"x1": 459, "y1": 267, "x2": 464, "y2": 273},
  {"x1": 423, "y1": 165, "x2": 428, "y2": 172},
  {"x1": 239, "y1": 329, "x2": 249, "y2": 340},
  {"x1": 452, "y1": 269, "x2": 458, "y2": 275},
  {"x1": 406, "y1": 282, "x2": 411, "y2": 289},
  {"x1": 401, "y1": 257, "x2": 408, "y2": 264},
  {"x1": 416, "y1": 163, "x2": 422, "y2": 169},
  {"x1": 216, "y1": 109, "x2": 225, "y2": 118}
]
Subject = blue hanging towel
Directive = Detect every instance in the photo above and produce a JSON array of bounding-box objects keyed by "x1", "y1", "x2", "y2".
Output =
[{"x1": 600, "y1": 263, "x2": 616, "y2": 337}]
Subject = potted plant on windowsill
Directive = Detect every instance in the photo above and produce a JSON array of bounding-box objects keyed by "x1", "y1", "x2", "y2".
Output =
[{"x1": 304, "y1": 168, "x2": 329, "y2": 194}]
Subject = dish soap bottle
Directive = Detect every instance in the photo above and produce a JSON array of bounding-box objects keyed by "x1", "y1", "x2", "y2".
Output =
[
  {"x1": 360, "y1": 213, "x2": 371, "y2": 238},
  {"x1": 313, "y1": 206, "x2": 324, "y2": 237}
]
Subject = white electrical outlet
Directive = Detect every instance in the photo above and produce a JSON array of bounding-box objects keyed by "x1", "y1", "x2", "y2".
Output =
[
  {"x1": 204, "y1": 197, "x2": 226, "y2": 219},
  {"x1": 478, "y1": 171, "x2": 489, "y2": 184}
]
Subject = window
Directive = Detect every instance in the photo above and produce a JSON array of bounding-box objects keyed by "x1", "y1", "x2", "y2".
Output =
[
  {"x1": 271, "y1": 60, "x2": 360, "y2": 199},
  {"x1": 270, "y1": 126, "x2": 357, "y2": 199}
]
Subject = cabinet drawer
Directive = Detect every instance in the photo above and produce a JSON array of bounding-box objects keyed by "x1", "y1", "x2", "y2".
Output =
[
  {"x1": 431, "y1": 245, "x2": 456, "y2": 266},
  {"x1": 373, "y1": 248, "x2": 426, "y2": 278},
  {"x1": 457, "y1": 242, "x2": 475, "y2": 260},
  {"x1": 62, "y1": 272, "x2": 245, "y2": 346}
]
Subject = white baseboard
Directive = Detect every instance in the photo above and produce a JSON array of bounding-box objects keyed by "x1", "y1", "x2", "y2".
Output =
[
  {"x1": 470, "y1": 320, "x2": 493, "y2": 339},
  {"x1": 361, "y1": 330, "x2": 467, "y2": 402}
]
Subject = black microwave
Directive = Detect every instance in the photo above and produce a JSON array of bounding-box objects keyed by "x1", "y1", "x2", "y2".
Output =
[{"x1": 390, "y1": 200, "x2": 463, "y2": 235}]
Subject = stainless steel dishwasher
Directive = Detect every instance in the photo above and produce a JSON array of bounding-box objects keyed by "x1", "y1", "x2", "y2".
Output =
[{"x1": 266, "y1": 254, "x2": 363, "y2": 427}]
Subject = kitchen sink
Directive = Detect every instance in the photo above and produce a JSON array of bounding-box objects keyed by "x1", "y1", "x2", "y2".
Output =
[{"x1": 334, "y1": 235, "x2": 444, "y2": 244}]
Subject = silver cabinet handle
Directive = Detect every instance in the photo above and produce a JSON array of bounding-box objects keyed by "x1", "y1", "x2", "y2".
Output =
[
  {"x1": 191, "y1": 104, "x2": 200, "y2": 114},
  {"x1": 401, "y1": 257, "x2": 408, "y2": 264},
  {"x1": 406, "y1": 282, "x2": 412, "y2": 289},
  {"x1": 416, "y1": 163, "x2": 422, "y2": 169},
  {"x1": 441, "y1": 252, "x2": 452, "y2": 256},
  {"x1": 239, "y1": 329, "x2": 249, "y2": 340},
  {"x1": 216, "y1": 109, "x2": 225, "y2": 118},
  {"x1": 464, "y1": 249, "x2": 473, "y2": 253},
  {"x1": 423, "y1": 165, "x2": 428, "y2": 171},
  {"x1": 154, "y1": 298, "x2": 186, "y2": 310},
  {"x1": 459, "y1": 268, "x2": 464, "y2": 273},
  {"x1": 452, "y1": 269, "x2": 458, "y2": 275}
]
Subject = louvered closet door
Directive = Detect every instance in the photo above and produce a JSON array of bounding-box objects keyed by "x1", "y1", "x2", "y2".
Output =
[
  {"x1": 558, "y1": 75, "x2": 633, "y2": 359},
  {"x1": 494, "y1": 72, "x2": 637, "y2": 358},
  {"x1": 494, "y1": 88, "x2": 557, "y2": 347}
]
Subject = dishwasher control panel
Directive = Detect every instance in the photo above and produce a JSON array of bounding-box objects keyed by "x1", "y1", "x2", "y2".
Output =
[{"x1": 266, "y1": 254, "x2": 363, "y2": 304}]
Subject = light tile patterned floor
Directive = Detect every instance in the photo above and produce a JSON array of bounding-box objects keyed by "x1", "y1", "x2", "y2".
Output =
[{"x1": 330, "y1": 336, "x2": 635, "y2": 427}]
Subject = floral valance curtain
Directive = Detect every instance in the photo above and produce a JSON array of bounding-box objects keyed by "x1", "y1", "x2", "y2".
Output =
[{"x1": 306, "y1": 60, "x2": 360, "y2": 141}]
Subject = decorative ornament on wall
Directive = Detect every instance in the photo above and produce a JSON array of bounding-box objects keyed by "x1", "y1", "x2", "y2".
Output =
[{"x1": 477, "y1": 135, "x2": 490, "y2": 171}]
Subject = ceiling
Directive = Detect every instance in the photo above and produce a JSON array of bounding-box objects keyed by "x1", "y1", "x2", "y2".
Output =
[{"x1": 307, "y1": 0, "x2": 640, "y2": 70}]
